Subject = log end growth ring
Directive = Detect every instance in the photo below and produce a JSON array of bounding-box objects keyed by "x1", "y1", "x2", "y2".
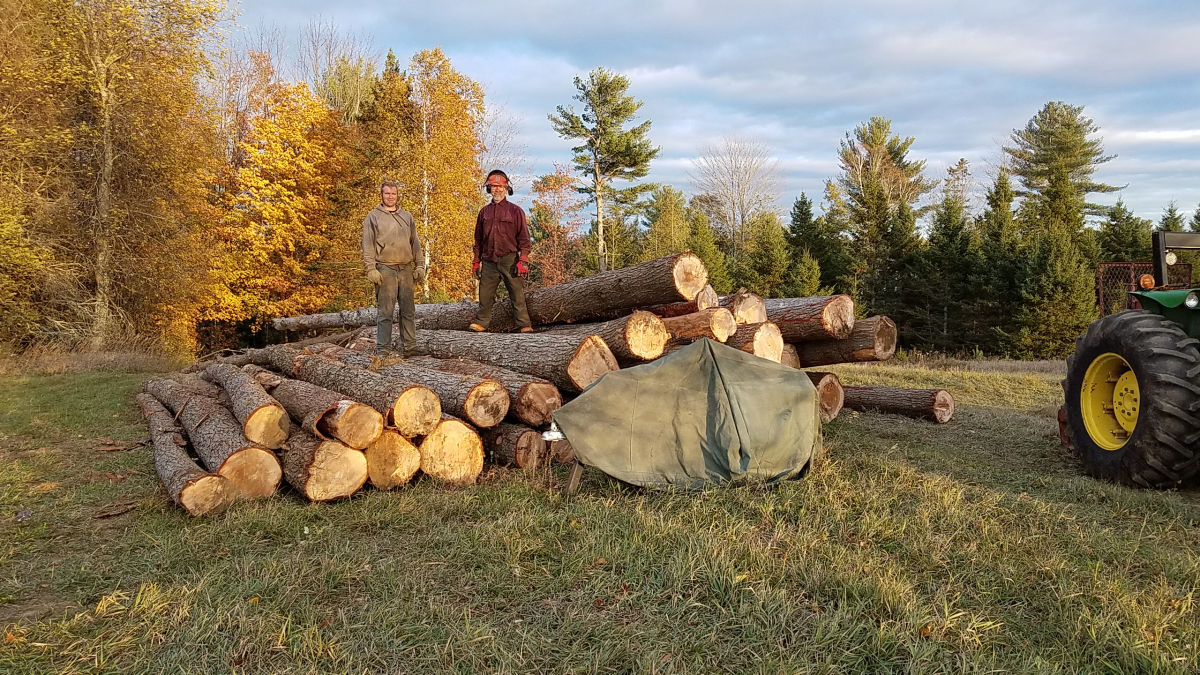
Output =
[
  {"x1": 824, "y1": 295, "x2": 857, "y2": 340},
  {"x1": 305, "y1": 442, "x2": 368, "y2": 501},
  {"x1": 466, "y1": 380, "x2": 511, "y2": 428},
  {"x1": 674, "y1": 252, "x2": 709, "y2": 301},
  {"x1": 566, "y1": 335, "x2": 620, "y2": 391},
  {"x1": 218, "y1": 447, "x2": 282, "y2": 498},
  {"x1": 245, "y1": 404, "x2": 291, "y2": 449},
  {"x1": 178, "y1": 474, "x2": 236, "y2": 517},
  {"x1": 391, "y1": 386, "x2": 442, "y2": 438},
  {"x1": 365, "y1": 430, "x2": 421, "y2": 489}
]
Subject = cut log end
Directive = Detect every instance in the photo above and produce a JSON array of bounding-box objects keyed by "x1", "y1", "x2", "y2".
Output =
[
  {"x1": 781, "y1": 343, "x2": 801, "y2": 369},
  {"x1": 244, "y1": 404, "x2": 291, "y2": 449},
  {"x1": 516, "y1": 382, "x2": 562, "y2": 427},
  {"x1": 391, "y1": 386, "x2": 442, "y2": 438},
  {"x1": 712, "y1": 308, "x2": 737, "y2": 342},
  {"x1": 218, "y1": 447, "x2": 282, "y2": 498},
  {"x1": 824, "y1": 295, "x2": 856, "y2": 339},
  {"x1": 673, "y1": 252, "x2": 709, "y2": 301},
  {"x1": 805, "y1": 371, "x2": 845, "y2": 424},
  {"x1": 320, "y1": 401, "x2": 384, "y2": 449},
  {"x1": 566, "y1": 335, "x2": 620, "y2": 391},
  {"x1": 625, "y1": 311, "x2": 669, "y2": 360},
  {"x1": 301, "y1": 442, "x2": 368, "y2": 502},
  {"x1": 365, "y1": 430, "x2": 421, "y2": 489},
  {"x1": 465, "y1": 380, "x2": 511, "y2": 428},
  {"x1": 419, "y1": 418, "x2": 484, "y2": 485},
  {"x1": 550, "y1": 439, "x2": 575, "y2": 464},
  {"x1": 178, "y1": 474, "x2": 236, "y2": 517},
  {"x1": 511, "y1": 431, "x2": 544, "y2": 469},
  {"x1": 931, "y1": 390, "x2": 955, "y2": 424}
]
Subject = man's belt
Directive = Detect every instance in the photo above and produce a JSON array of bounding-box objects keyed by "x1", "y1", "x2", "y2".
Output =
[{"x1": 379, "y1": 262, "x2": 413, "y2": 271}]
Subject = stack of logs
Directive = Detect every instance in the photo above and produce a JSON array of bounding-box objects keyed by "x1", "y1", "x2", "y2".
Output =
[{"x1": 146, "y1": 251, "x2": 953, "y2": 516}]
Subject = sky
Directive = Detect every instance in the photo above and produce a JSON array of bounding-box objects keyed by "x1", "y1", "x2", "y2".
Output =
[{"x1": 233, "y1": 0, "x2": 1200, "y2": 225}]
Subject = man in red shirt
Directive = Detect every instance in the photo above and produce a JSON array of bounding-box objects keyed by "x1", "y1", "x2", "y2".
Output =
[{"x1": 470, "y1": 169, "x2": 533, "y2": 333}]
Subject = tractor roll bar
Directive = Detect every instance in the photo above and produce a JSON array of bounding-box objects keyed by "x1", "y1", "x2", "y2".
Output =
[{"x1": 1152, "y1": 231, "x2": 1200, "y2": 286}]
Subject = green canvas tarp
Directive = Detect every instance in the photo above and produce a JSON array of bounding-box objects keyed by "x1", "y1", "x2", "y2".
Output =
[{"x1": 552, "y1": 339, "x2": 821, "y2": 488}]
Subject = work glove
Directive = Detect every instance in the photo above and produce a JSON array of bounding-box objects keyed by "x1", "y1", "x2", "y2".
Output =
[
  {"x1": 414, "y1": 266, "x2": 427, "y2": 285},
  {"x1": 515, "y1": 257, "x2": 529, "y2": 278},
  {"x1": 367, "y1": 268, "x2": 382, "y2": 285},
  {"x1": 472, "y1": 259, "x2": 482, "y2": 279}
]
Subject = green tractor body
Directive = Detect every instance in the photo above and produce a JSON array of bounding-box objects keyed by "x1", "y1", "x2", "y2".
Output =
[{"x1": 1063, "y1": 232, "x2": 1200, "y2": 488}]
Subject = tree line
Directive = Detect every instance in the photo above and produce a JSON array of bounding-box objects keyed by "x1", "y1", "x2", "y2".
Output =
[{"x1": 1, "y1": 2, "x2": 1195, "y2": 359}]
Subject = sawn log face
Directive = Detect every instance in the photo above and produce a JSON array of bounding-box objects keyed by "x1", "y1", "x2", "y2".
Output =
[
  {"x1": 413, "y1": 329, "x2": 617, "y2": 392},
  {"x1": 791, "y1": 316, "x2": 897, "y2": 367},
  {"x1": 282, "y1": 428, "x2": 368, "y2": 501},
  {"x1": 137, "y1": 393, "x2": 235, "y2": 516},
  {"x1": 204, "y1": 363, "x2": 290, "y2": 449},
  {"x1": 763, "y1": 295, "x2": 855, "y2": 342},
  {"x1": 405, "y1": 356, "x2": 562, "y2": 427}
]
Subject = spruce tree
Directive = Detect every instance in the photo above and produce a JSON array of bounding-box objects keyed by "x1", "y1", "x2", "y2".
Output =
[
  {"x1": 975, "y1": 170, "x2": 1022, "y2": 354},
  {"x1": 786, "y1": 191, "x2": 850, "y2": 296},
  {"x1": 913, "y1": 159, "x2": 975, "y2": 351},
  {"x1": 740, "y1": 211, "x2": 790, "y2": 298},
  {"x1": 1004, "y1": 222, "x2": 1097, "y2": 358},
  {"x1": 788, "y1": 249, "x2": 823, "y2": 297},
  {"x1": 1160, "y1": 200, "x2": 1184, "y2": 232},
  {"x1": 1190, "y1": 203, "x2": 1200, "y2": 233},
  {"x1": 1098, "y1": 200, "x2": 1152, "y2": 262}
]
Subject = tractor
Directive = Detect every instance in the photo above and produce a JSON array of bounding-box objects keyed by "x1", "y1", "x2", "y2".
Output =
[{"x1": 1062, "y1": 231, "x2": 1200, "y2": 488}]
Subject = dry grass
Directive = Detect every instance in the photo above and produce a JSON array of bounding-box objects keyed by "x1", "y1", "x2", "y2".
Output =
[{"x1": 0, "y1": 344, "x2": 180, "y2": 377}]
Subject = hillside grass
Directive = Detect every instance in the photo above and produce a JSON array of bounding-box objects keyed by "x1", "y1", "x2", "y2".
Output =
[{"x1": 1, "y1": 359, "x2": 1198, "y2": 673}]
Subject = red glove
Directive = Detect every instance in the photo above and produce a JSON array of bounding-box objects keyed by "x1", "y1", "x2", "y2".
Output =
[
  {"x1": 472, "y1": 259, "x2": 481, "y2": 279},
  {"x1": 516, "y1": 258, "x2": 529, "y2": 277}
]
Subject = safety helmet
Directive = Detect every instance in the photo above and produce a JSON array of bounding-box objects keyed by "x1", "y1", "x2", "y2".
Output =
[{"x1": 485, "y1": 169, "x2": 514, "y2": 196}]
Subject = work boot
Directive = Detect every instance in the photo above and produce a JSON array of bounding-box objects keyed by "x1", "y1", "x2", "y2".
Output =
[
  {"x1": 519, "y1": 327, "x2": 534, "y2": 333},
  {"x1": 469, "y1": 322, "x2": 487, "y2": 332}
]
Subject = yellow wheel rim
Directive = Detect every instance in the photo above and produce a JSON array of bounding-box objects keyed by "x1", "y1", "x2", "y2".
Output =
[{"x1": 1080, "y1": 352, "x2": 1139, "y2": 451}]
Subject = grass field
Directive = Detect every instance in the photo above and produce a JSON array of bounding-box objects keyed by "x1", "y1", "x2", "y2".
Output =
[{"x1": 1, "y1": 357, "x2": 1198, "y2": 673}]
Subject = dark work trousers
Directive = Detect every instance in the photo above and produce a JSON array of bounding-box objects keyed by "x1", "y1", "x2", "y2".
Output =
[
  {"x1": 476, "y1": 252, "x2": 531, "y2": 329},
  {"x1": 376, "y1": 263, "x2": 416, "y2": 350}
]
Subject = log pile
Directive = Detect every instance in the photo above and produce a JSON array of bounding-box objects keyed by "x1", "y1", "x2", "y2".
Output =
[{"x1": 145, "y1": 253, "x2": 953, "y2": 515}]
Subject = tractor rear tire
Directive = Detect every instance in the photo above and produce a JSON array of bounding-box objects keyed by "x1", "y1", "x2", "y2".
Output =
[{"x1": 1063, "y1": 310, "x2": 1200, "y2": 488}]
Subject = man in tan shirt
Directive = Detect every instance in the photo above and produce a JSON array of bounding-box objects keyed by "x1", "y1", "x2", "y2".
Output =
[{"x1": 362, "y1": 181, "x2": 426, "y2": 356}]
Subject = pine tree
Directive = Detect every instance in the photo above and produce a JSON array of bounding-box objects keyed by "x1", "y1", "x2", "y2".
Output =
[
  {"x1": 1098, "y1": 200, "x2": 1152, "y2": 262},
  {"x1": 735, "y1": 211, "x2": 790, "y2": 298},
  {"x1": 1160, "y1": 201, "x2": 1185, "y2": 232},
  {"x1": 974, "y1": 170, "x2": 1023, "y2": 354},
  {"x1": 685, "y1": 207, "x2": 732, "y2": 294},
  {"x1": 786, "y1": 249, "x2": 823, "y2": 297},
  {"x1": 910, "y1": 159, "x2": 975, "y2": 350},
  {"x1": 1004, "y1": 222, "x2": 1097, "y2": 358},
  {"x1": 1190, "y1": 203, "x2": 1200, "y2": 233},
  {"x1": 784, "y1": 191, "x2": 849, "y2": 296},
  {"x1": 549, "y1": 68, "x2": 660, "y2": 272}
]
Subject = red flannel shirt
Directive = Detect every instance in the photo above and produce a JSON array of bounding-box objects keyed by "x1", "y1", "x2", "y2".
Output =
[{"x1": 473, "y1": 199, "x2": 531, "y2": 263}]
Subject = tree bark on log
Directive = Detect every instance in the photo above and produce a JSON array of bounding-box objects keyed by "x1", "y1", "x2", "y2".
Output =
[
  {"x1": 281, "y1": 428, "x2": 368, "y2": 501},
  {"x1": 550, "y1": 439, "x2": 575, "y2": 464},
  {"x1": 719, "y1": 289, "x2": 767, "y2": 324},
  {"x1": 841, "y1": 384, "x2": 955, "y2": 424},
  {"x1": 413, "y1": 329, "x2": 618, "y2": 392},
  {"x1": 645, "y1": 284, "x2": 720, "y2": 318},
  {"x1": 376, "y1": 362, "x2": 509, "y2": 429},
  {"x1": 273, "y1": 306, "x2": 384, "y2": 332},
  {"x1": 722, "y1": 322, "x2": 783, "y2": 362},
  {"x1": 763, "y1": 295, "x2": 855, "y2": 341},
  {"x1": 364, "y1": 429, "x2": 421, "y2": 489},
  {"x1": 660, "y1": 307, "x2": 737, "y2": 343},
  {"x1": 309, "y1": 345, "x2": 511, "y2": 429},
  {"x1": 482, "y1": 423, "x2": 546, "y2": 469},
  {"x1": 418, "y1": 252, "x2": 709, "y2": 331},
  {"x1": 803, "y1": 371, "x2": 845, "y2": 424},
  {"x1": 541, "y1": 310, "x2": 668, "y2": 363},
  {"x1": 183, "y1": 329, "x2": 357, "y2": 372},
  {"x1": 242, "y1": 364, "x2": 383, "y2": 449},
  {"x1": 142, "y1": 379, "x2": 281, "y2": 498},
  {"x1": 203, "y1": 363, "x2": 290, "y2": 449},
  {"x1": 418, "y1": 416, "x2": 484, "y2": 485},
  {"x1": 405, "y1": 356, "x2": 562, "y2": 428},
  {"x1": 136, "y1": 394, "x2": 236, "y2": 516},
  {"x1": 792, "y1": 315, "x2": 897, "y2": 367},
  {"x1": 259, "y1": 349, "x2": 441, "y2": 438},
  {"x1": 781, "y1": 343, "x2": 801, "y2": 369}
]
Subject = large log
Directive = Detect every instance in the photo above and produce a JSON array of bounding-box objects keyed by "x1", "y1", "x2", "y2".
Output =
[
  {"x1": 136, "y1": 393, "x2": 236, "y2": 516},
  {"x1": 804, "y1": 371, "x2": 846, "y2": 424},
  {"x1": 203, "y1": 363, "x2": 290, "y2": 449},
  {"x1": 405, "y1": 356, "x2": 562, "y2": 427},
  {"x1": 273, "y1": 307, "x2": 384, "y2": 332},
  {"x1": 550, "y1": 439, "x2": 575, "y2": 464},
  {"x1": 424, "y1": 252, "x2": 709, "y2": 331},
  {"x1": 364, "y1": 429, "x2": 421, "y2": 489},
  {"x1": 841, "y1": 384, "x2": 955, "y2": 424},
  {"x1": 763, "y1": 295, "x2": 855, "y2": 342},
  {"x1": 281, "y1": 428, "x2": 368, "y2": 501},
  {"x1": 719, "y1": 289, "x2": 767, "y2": 324},
  {"x1": 780, "y1": 343, "x2": 801, "y2": 369},
  {"x1": 645, "y1": 284, "x2": 720, "y2": 318},
  {"x1": 261, "y1": 348, "x2": 441, "y2": 438},
  {"x1": 242, "y1": 364, "x2": 383, "y2": 449},
  {"x1": 792, "y1": 315, "x2": 897, "y2": 367},
  {"x1": 482, "y1": 422, "x2": 546, "y2": 469},
  {"x1": 419, "y1": 416, "x2": 485, "y2": 485},
  {"x1": 413, "y1": 329, "x2": 618, "y2": 393},
  {"x1": 541, "y1": 310, "x2": 668, "y2": 363},
  {"x1": 722, "y1": 322, "x2": 783, "y2": 362},
  {"x1": 312, "y1": 345, "x2": 511, "y2": 429},
  {"x1": 184, "y1": 329, "x2": 358, "y2": 372},
  {"x1": 142, "y1": 379, "x2": 281, "y2": 498},
  {"x1": 660, "y1": 307, "x2": 737, "y2": 343}
]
